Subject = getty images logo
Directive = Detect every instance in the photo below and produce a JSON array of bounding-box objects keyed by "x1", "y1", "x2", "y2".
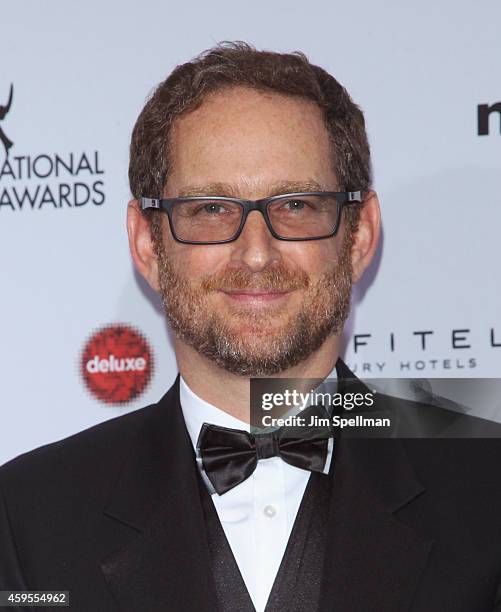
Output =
[{"x1": 80, "y1": 324, "x2": 154, "y2": 405}]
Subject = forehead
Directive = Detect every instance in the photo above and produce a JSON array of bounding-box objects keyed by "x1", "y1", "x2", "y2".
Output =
[{"x1": 166, "y1": 86, "x2": 336, "y2": 197}]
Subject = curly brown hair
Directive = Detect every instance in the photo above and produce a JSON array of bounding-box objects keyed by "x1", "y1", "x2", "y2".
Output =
[{"x1": 129, "y1": 41, "x2": 371, "y2": 234}]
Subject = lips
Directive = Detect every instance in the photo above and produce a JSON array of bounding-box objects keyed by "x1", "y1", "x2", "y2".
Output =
[{"x1": 221, "y1": 289, "x2": 292, "y2": 303}]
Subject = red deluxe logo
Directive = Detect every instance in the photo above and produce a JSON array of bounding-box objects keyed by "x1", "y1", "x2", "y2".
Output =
[{"x1": 81, "y1": 324, "x2": 154, "y2": 404}]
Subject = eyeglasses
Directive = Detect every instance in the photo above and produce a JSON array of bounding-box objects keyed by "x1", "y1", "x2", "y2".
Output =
[{"x1": 140, "y1": 191, "x2": 363, "y2": 245}]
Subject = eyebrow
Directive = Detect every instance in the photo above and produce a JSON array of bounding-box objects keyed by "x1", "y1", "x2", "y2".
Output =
[{"x1": 177, "y1": 179, "x2": 327, "y2": 198}]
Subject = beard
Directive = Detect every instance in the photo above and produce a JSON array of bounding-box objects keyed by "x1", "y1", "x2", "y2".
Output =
[{"x1": 152, "y1": 220, "x2": 354, "y2": 376}]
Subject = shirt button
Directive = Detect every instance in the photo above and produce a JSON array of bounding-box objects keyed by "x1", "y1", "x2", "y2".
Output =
[{"x1": 263, "y1": 504, "x2": 277, "y2": 518}]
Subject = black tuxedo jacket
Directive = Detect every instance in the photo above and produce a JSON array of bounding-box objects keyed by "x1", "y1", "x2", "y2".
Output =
[{"x1": 2, "y1": 360, "x2": 501, "y2": 611}]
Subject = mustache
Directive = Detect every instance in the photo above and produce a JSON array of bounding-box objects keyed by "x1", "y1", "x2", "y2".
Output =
[{"x1": 200, "y1": 265, "x2": 310, "y2": 293}]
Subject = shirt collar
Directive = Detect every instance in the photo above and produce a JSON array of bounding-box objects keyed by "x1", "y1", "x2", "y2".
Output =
[
  {"x1": 179, "y1": 364, "x2": 338, "y2": 453},
  {"x1": 180, "y1": 376, "x2": 250, "y2": 452}
]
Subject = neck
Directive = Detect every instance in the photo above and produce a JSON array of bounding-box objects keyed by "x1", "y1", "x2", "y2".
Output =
[{"x1": 174, "y1": 335, "x2": 341, "y2": 423}]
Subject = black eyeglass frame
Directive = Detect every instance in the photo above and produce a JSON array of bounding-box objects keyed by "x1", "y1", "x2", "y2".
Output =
[{"x1": 140, "y1": 191, "x2": 363, "y2": 245}]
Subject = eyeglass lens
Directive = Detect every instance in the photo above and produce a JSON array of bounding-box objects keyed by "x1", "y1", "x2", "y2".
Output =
[{"x1": 170, "y1": 194, "x2": 340, "y2": 242}]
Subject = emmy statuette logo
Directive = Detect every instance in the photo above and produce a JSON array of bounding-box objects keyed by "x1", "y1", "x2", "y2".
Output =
[{"x1": 0, "y1": 84, "x2": 13, "y2": 158}]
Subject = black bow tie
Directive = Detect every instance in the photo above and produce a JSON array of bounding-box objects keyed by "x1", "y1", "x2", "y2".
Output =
[{"x1": 196, "y1": 406, "x2": 333, "y2": 495}]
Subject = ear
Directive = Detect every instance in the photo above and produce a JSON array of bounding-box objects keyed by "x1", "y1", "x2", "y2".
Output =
[
  {"x1": 350, "y1": 190, "x2": 381, "y2": 283},
  {"x1": 126, "y1": 199, "x2": 160, "y2": 292}
]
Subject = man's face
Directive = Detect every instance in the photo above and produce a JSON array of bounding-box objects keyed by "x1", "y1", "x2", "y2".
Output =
[{"x1": 152, "y1": 86, "x2": 354, "y2": 376}]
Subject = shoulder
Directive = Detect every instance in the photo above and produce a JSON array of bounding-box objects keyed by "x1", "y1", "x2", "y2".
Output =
[
  {"x1": 0, "y1": 400, "x2": 159, "y2": 501},
  {"x1": 0, "y1": 373, "x2": 181, "y2": 493},
  {"x1": 376, "y1": 389, "x2": 501, "y2": 438},
  {"x1": 365, "y1": 391, "x2": 501, "y2": 504}
]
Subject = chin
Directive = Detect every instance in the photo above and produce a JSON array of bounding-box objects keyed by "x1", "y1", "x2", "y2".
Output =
[{"x1": 227, "y1": 317, "x2": 289, "y2": 337}]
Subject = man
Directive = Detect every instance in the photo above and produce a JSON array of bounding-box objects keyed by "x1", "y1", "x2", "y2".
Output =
[{"x1": 1, "y1": 42, "x2": 501, "y2": 611}]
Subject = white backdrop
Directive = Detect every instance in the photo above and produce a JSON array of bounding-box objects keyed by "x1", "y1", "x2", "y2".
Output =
[{"x1": 1, "y1": 0, "x2": 500, "y2": 464}]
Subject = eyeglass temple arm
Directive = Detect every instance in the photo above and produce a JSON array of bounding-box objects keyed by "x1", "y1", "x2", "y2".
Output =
[
  {"x1": 347, "y1": 191, "x2": 362, "y2": 203},
  {"x1": 140, "y1": 197, "x2": 161, "y2": 210}
]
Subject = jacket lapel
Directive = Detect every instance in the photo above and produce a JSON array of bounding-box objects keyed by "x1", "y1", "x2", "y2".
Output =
[
  {"x1": 98, "y1": 360, "x2": 435, "y2": 611},
  {"x1": 318, "y1": 360, "x2": 435, "y2": 611},
  {"x1": 99, "y1": 376, "x2": 217, "y2": 612}
]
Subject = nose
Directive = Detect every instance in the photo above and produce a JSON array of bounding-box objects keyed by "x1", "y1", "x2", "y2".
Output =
[{"x1": 229, "y1": 210, "x2": 281, "y2": 271}]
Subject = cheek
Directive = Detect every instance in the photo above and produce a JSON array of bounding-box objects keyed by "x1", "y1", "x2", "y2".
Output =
[
  {"x1": 287, "y1": 241, "x2": 339, "y2": 275},
  {"x1": 168, "y1": 245, "x2": 231, "y2": 279},
  {"x1": 160, "y1": 221, "x2": 222, "y2": 278}
]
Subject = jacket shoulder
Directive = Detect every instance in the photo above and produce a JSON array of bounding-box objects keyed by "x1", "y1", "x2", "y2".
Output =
[{"x1": 0, "y1": 401, "x2": 158, "y2": 495}]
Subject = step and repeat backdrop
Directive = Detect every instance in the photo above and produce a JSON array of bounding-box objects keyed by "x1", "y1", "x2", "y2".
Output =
[{"x1": 1, "y1": 0, "x2": 500, "y2": 463}]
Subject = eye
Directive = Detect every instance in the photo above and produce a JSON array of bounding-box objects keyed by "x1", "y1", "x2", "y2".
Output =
[
  {"x1": 187, "y1": 201, "x2": 230, "y2": 216},
  {"x1": 281, "y1": 199, "x2": 308, "y2": 212},
  {"x1": 203, "y1": 202, "x2": 227, "y2": 214}
]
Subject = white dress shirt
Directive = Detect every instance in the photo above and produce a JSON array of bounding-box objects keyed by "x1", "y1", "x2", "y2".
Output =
[{"x1": 179, "y1": 367, "x2": 337, "y2": 612}]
